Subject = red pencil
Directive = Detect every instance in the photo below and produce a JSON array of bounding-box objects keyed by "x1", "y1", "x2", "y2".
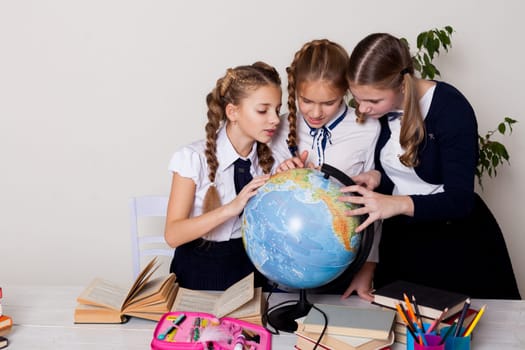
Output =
[{"x1": 426, "y1": 307, "x2": 448, "y2": 334}]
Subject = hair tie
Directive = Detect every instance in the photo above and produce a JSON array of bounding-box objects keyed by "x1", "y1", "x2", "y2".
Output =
[
  {"x1": 219, "y1": 69, "x2": 236, "y2": 97},
  {"x1": 288, "y1": 144, "x2": 298, "y2": 157},
  {"x1": 400, "y1": 68, "x2": 411, "y2": 76}
]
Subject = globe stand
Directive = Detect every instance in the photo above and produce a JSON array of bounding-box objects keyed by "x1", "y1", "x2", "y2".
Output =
[{"x1": 267, "y1": 289, "x2": 311, "y2": 333}]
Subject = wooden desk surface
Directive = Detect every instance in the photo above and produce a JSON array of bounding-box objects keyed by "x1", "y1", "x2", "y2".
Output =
[{"x1": 2, "y1": 285, "x2": 524, "y2": 349}]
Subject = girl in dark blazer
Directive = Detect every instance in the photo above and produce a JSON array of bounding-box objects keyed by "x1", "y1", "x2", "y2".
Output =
[{"x1": 340, "y1": 33, "x2": 520, "y2": 299}]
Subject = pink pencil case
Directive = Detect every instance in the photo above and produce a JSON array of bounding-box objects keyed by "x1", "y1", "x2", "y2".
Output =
[{"x1": 150, "y1": 311, "x2": 271, "y2": 350}]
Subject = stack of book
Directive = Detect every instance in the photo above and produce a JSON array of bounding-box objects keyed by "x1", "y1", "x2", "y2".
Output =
[
  {"x1": 372, "y1": 280, "x2": 476, "y2": 344},
  {"x1": 0, "y1": 286, "x2": 12, "y2": 349},
  {"x1": 0, "y1": 315, "x2": 11, "y2": 337},
  {"x1": 295, "y1": 304, "x2": 396, "y2": 350},
  {"x1": 74, "y1": 259, "x2": 265, "y2": 325}
]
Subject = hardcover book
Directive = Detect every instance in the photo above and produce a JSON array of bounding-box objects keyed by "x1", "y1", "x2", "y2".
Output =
[
  {"x1": 74, "y1": 259, "x2": 263, "y2": 324},
  {"x1": 295, "y1": 329, "x2": 395, "y2": 350},
  {"x1": 372, "y1": 280, "x2": 468, "y2": 319},
  {"x1": 296, "y1": 304, "x2": 396, "y2": 340},
  {"x1": 74, "y1": 258, "x2": 178, "y2": 323}
]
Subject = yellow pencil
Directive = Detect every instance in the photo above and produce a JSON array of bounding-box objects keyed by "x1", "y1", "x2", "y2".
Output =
[{"x1": 463, "y1": 304, "x2": 486, "y2": 337}]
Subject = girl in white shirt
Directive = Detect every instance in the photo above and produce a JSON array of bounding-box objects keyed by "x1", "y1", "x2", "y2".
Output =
[
  {"x1": 271, "y1": 39, "x2": 380, "y2": 301},
  {"x1": 164, "y1": 62, "x2": 282, "y2": 291}
]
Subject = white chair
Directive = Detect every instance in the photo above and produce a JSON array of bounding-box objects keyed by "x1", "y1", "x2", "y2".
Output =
[{"x1": 129, "y1": 195, "x2": 173, "y2": 278}]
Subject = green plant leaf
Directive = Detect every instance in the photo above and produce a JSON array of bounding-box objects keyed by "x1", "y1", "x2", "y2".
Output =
[{"x1": 417, "y1": 32, "x2": 427, "y2": 49}]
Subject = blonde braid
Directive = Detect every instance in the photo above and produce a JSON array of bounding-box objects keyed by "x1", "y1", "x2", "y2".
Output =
[
  {"x1": 257, "y1": 142, "x2": 275, "y2": 174},
  {"x1": 202, "y1": 74, "x2": 231, "y2": 213},
  {"x1": 286, "y1": 63, "x2": 299, "y2": 155}
]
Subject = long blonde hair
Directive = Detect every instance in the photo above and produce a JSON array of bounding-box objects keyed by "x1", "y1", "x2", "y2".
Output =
[
  {"x1": 348, "y1": 33, "x2": 424, "y2": 167},
  {"x1": 202, "y1": 62, "x2": 281, "y2": 213}
]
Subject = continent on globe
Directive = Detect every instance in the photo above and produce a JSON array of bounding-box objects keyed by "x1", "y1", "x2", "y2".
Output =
[{"x1": 241, "y1": 168, "x2": 361, "y2": 289}]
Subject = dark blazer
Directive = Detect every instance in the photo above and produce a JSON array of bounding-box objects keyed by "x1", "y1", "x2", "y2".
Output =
[{"x1": 375, "y1": 81, "x2": 478, "y2": 221}]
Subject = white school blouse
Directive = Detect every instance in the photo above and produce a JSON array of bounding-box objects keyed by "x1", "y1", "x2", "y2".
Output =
[
  {"x1": 380, "y1": 85, "x2": 443, "y2": 196},
  {"x1": 272, "y1": 103, "x2": 380, "y2": 176},
  {"x1": 168, "y1": 126, "x2": 260, "y2": 242}
]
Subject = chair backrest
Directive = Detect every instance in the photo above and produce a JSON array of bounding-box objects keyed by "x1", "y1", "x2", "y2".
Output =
[{"x1": 129, "y1": 195, "x2": 173, "y2": 278}]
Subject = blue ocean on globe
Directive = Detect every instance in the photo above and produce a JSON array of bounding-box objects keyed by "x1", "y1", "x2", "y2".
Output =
[{"x1": 241, "y1": 168, "x2": 361, "y2": 289}]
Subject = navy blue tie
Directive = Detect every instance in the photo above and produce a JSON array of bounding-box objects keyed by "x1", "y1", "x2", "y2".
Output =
[
  {"x1": 234, "y1": 158, "x2": 252, "y2": 194},
  {"x1": 308, "y1": 105, "x2": 348, "y2": 166}
]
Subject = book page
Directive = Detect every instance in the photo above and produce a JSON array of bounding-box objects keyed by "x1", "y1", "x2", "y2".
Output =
[
  {"x1": 171, "y1": 288, "x2": 219, "y2": 313},
  {"x1": 227, "y1": 287, "x2": 262, "y2": 318},
  {"x1": 123, "y1": 273, "x2": 175, "y2": 309},
  {"x1": 76, "y1": 278, "x2": 129, "y2": 311},
  {"x1": 215, "y1": 272, "x2": 254, "y2": 318},
  {"x1": 125, "y1": 257, "x2": 160, "y2": 302}
]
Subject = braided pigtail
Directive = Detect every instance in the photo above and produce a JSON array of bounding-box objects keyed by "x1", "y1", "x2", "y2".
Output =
[
  {"x1": 257, "y1": 142, "x2": 275, "y2": 174},
  {"x1": 202, "y1": 71, "x2": 235, "y2": 213},
  {"x1": 286, "y1": 62, "x2": 299, "y2": 156}
]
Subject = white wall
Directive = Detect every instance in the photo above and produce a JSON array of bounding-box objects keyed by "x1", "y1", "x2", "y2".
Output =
[{"x1": 1, "y1": 1, "x2": 523, "y2": 295}]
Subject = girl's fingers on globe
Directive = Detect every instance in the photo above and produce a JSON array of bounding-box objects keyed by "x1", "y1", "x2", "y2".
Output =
[
  {"x1": 340, "y1": 185, "x2": 367, "y2": 195},
  {"x1": 339, "y1": 195, "x2": 365, "y2": 206},
  {"x1": 355, "y1": 218, "x2": 373, "y2": 233}
]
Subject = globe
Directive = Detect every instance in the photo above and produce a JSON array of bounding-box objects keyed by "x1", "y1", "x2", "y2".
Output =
[{"x1": 241, "y1": 167, "x2": 361, "y2": 290}]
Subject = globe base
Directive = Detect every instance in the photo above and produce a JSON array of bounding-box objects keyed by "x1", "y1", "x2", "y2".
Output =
[{"x1": 267, "y1": 289, "x2": 312, "y2": 333}]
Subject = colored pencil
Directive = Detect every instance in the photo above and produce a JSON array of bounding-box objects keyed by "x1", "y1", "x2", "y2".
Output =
[
  {"x1": 463, "y1": 304, "x2": 486, "y2": 337},
  {"x1": 403, "y1": 293, "x2": 417, "y2": 325},
  {"x1": 395, "y1": 302, "x2": 419, "y2": 343},
  {"x1": 412, "y1": 295, "x2": 425, "y2": 331},
  {"x1": 454, "y1": 298, "x2": 471, "y2": 337},
  {"x1": 439, "y1": 319, "x2": 458, "y2": 345},
  {"x1": 426, "y1": 307, "x2": 448, "y2": 334}
]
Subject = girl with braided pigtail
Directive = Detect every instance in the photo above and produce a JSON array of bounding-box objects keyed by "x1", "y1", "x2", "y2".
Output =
[
  {"x1": 165, "y1": 62, "x2": 282, "y2": 291},
  {"x1": 271, "y1": 39, "x2": 381, "y2": 301}
]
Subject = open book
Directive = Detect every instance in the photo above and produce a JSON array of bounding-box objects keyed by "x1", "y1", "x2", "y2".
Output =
[
  {"x1": 170, "y1": 272, "x2": 265, "y2": 325},
  {"x1": 74, "y1": 258, "x2": 178, "y2": 323}
]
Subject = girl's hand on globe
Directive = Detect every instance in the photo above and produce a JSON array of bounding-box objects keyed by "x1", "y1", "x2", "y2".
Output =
[
  {"x1": 228, "y1": 175, "x2": 270, "y2": 215},
  {"x1": 339, "y1": 185, "x2": 414, "y2": 232},
  {"x1": 351, "y1": 170, "x2": 381, "y2": 190},
  {"x1": 276, "y1": 150, "x2": 312, "y2": 172}
]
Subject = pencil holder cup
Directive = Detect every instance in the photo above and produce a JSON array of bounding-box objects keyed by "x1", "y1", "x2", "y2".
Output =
[
  {"x1": 413, "y1": 334, "x2": 444, "y2": 350},
  {"x1": 439, "y1": 326, "x2": 471, "y2": 350},
  {"x1": 407, "y1": 323, "x2": 436, "y2": 350}
]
